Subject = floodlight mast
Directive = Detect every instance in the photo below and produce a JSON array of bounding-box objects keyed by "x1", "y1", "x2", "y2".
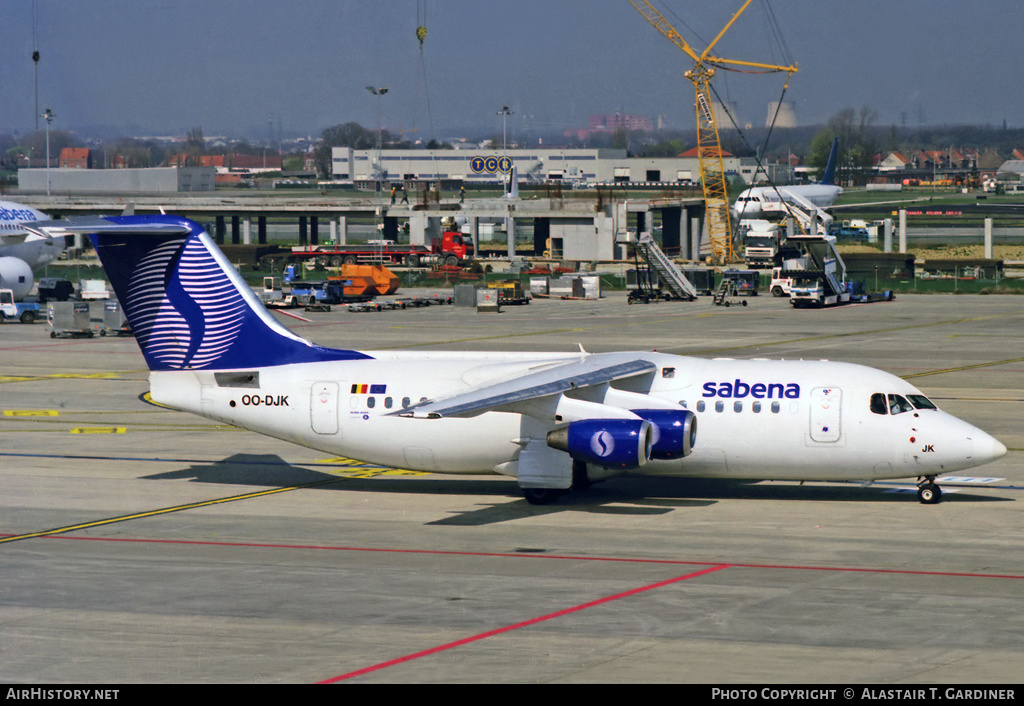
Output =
[{"x1": 626, "y1": 0, "x2": 797, "y2": 264}]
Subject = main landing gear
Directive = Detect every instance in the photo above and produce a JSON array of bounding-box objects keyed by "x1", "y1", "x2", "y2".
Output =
[
  {"x1": 917, "y1": 476, "x2": 943, "y2": 505},
  {"x1": 520, "y1": 461, "x2": 590, "y2": 505}
]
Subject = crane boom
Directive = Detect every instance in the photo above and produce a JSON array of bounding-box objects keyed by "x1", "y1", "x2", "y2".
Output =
[{"x1": 626, "y1": 0, "x2": 797, "y2": 263}]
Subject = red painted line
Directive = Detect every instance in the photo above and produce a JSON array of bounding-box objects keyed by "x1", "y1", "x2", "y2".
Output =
[
  {"x1": 274, "y1": 309, "x2": 312, "y2": 322},
  {"x1": 8, "y1": 533, "x2": 1024, "y2": 681},
  {"x1": 0, "y1": 340, "x2": 126, "y2": 352},
  {"x1": 317, "y1": 563, "x2": 732, "y2": 683}
]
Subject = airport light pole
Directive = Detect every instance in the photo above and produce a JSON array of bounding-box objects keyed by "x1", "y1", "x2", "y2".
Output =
[
  {"x1": 42, "y1": 107, "x2": 54, "y2": 196},
  {"x1": 497, "y1": 105, "x2": 513, "y2": 197},
  {"x1": 366, "y1": 86, "x2": 388, "y2": 192}
]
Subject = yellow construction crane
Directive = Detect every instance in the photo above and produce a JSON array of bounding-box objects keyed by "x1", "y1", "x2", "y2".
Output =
[{"x1": 626, "y1": 0, "x2": 797, "y2": 263}]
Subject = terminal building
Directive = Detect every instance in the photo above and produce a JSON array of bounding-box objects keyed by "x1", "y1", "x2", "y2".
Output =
[{"x1": 331, "y1": 146, "x2": 751, "y2": 187}]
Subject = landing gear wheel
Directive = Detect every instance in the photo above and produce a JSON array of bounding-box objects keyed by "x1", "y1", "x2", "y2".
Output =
[
  {"x1": 522, "y1": 488, "x2": 562, "y2": 505},
  {"x1": 917, "y1": 482, "x2": 942, "y2": 505}
]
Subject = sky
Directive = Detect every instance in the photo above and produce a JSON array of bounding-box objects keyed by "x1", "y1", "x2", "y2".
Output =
[{"x1": 4, "y1": 0, "x2": 1024, "y2": 142}]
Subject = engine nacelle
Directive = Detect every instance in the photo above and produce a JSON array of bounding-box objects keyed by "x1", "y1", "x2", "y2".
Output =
[
  {"x1": 0, "y1": 257, "x2": 33, "y2": 301},
  {"x1": 631, "y1": 409, "x2": 697, "y2": 460},
  {"x1": 546, "y1": 418, "x2": 653, "y2": 469}
]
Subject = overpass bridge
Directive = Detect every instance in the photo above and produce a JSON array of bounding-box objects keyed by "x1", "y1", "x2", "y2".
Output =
[{"x1": 15, "y1": 192, "x2": 708, "y2": 264}]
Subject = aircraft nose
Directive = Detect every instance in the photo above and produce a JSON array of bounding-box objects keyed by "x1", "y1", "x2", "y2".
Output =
[{"x1": 972, "y1": 431, "x2": 1007, "y2": 465}]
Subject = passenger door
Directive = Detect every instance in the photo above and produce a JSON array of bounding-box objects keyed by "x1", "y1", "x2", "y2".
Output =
[{"x1": 809, "y1": 387, "x2": 841, "y2": 443}]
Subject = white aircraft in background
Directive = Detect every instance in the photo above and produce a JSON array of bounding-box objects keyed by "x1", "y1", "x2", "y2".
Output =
[
  {"x1": 733, "y1": 138, "x2": 843, "y2": 219},
  {"x1": 27, "y1": 215, "x2": 1006, "y2": 506},
  {"x1": 0, "y1": 199, "x2": 62, "y2": 300}
]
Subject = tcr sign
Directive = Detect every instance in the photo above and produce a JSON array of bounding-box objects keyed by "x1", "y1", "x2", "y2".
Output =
[{"x1": 470, "y1": 156, "x2": 513, "y2": 174}]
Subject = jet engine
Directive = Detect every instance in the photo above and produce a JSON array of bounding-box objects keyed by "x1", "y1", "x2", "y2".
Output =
[
  {"x1": 0, "y1": 256, "x2": 34, "y2": 301},
  {"x1": 631, "y1": 409, "x2": 697, "y2": 460},
  {"x1": 546, "y1": 418, "x2": 654, "y2": 469}
]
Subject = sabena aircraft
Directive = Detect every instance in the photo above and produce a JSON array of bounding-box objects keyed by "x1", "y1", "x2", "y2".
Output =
[
  {"x1": 733, "y1": 138, "x2": 843, "y2": 219},
  {"x1": 0, "y1": 199, "x2": 62, "y2": 300},
  {"x1": 26, "y1": 215, "x2": 1006, "y2": 505}
]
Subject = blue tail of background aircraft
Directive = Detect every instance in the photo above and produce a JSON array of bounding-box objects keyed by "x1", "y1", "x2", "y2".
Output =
[
  {"x1": 89, "y1": 215, "x2": 369, "y2": 371},
  {"x1": 820, "y1": 138, "x2": 839, "y2": 186}
]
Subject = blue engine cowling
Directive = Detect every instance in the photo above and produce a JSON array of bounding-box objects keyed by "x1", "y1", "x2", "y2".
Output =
[
  {"x1": 631, "y1": 409, "x2": 697, "y2": 460},
  {"x1": 546, "y1": 418, "x2": 653, "y2": 469}
]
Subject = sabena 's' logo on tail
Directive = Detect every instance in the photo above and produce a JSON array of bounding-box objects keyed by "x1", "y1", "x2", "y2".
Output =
[
  {"x1": 125, "y1": 234, "x2": 246, "y2": 369},
  {"x1": 90, "y1": 215, "x2": 372, "y2": 371}
]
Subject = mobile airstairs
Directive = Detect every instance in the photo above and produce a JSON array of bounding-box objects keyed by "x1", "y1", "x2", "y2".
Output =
[
  {"x1": 634, "y1": 232, "x2": 698, "y2": 301},
  {"x1": 760, "y1": 190, "x2": 834, "y2": 235}
]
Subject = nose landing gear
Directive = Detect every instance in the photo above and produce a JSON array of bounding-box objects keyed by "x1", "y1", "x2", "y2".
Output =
[{"x1": 917, "y1": 476, "x2": 943, "y2": 504}]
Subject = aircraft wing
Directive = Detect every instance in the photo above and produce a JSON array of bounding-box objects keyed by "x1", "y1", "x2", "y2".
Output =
[
  {"x1": 393, "y1": 352, "x2": 657, "y2": 419},
  {"x1": 21, "y1": 218, "x2": 190, "y2": 239},
  {"x1": 825, "y1": 196, "x2": 934, "y2": 210}
]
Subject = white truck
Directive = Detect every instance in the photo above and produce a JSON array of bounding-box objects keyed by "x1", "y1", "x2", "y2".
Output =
[
  {"x1": 78, "y1": 279, "x2": 111, "y2": 300},
  {"x1": 783, "y1": 234, "x2": 851, "y2": 308},
  {"x1": 769, "y1": 258, "x2": 805, "y2": 298},
  {"x1": 741, "y1": 219, "x2": 782, "y2": 269},
  {"x1": 0, "y1": 289, "x2": 42, "y2": 324}
]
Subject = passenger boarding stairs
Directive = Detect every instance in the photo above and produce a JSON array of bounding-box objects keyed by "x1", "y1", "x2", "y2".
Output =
[
  {"x1": 760, "y1": 189, "x2": 834, "y2": 235},
  {"x1": 783, "y1": 234, "x2": 848, "y2": 298},
  {"x1": 636, "y1": 232, "x2": 697, "y2": 300},
  {"x1": 712, "y1": 278, "x2": 732, "y2": 306}
]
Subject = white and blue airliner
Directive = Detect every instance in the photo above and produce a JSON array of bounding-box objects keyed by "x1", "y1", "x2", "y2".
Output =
[{"x1": 26, "y1": 215, "x2": 1006, "y2": 504}]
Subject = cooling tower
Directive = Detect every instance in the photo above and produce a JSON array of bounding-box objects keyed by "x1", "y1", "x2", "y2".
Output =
[
  {"x1": 710, "y1": 100, "x2": 739, "y2": 128},
  {"x1": 767, "y1": 101, "x2": 797, "y2": 128}
]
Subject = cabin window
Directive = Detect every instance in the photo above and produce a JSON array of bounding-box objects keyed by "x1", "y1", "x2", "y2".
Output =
[
  {"x1": 696, "y1": 400, "x2": 705, "y2": 413},
  {"x1": 715, "y1": 401, "x2": 724, "y2": 413},
  {"x1": 366, "y1": 397, "x2": 376, "y2": 409},
  {"x1": 384, "y1": 397, "x2": 393, "y2": 409},
  {"x1": 733, "y1": 401, "x2": 743, "y2": 413},
  {"x1": 402, "y1": 397, "x2": 411, "y2": 409},
  {"x1": 771, "y1": 401, "x2": 780, "y2": 414},
  {"x1": 752, "y1": 401, "x2": 761, "y2": 413}
]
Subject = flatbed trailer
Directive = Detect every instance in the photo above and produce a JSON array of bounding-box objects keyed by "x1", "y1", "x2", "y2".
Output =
[{"x1": 291, "y1": 231, "x2": 472, "y2": 268}]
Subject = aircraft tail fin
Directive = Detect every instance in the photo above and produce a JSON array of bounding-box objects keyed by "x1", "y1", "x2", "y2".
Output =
[
  {"x1": 80, "y1": 215, "x2": 369, "y2": 371},
  {"x1": 820, "y1": 138, "x2": 839, "y2": 186}
]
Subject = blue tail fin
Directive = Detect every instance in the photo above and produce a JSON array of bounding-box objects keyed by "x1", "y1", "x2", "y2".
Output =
[
  {"x1": 820, "y1": 138, "x2": 839, "y2": 186},
  {"x1": 87, "y1": 215, "x2": 370, "y2": 371}
]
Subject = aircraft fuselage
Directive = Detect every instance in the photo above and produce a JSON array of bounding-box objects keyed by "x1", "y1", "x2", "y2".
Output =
[{"x1": 152, "y1": 352, "x2": 1003, "y2": 484}]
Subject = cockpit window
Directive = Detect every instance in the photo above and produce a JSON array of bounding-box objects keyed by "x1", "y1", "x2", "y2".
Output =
[
  {"x1": 888, "y1": 394, "x2": 914, "y2": 415},
  {"x1": 907, "y1": 394, "x2": 937, "y2": 411},
  {"x1": 870, "y1": 393, "x2": 887, "y2": 415}
]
